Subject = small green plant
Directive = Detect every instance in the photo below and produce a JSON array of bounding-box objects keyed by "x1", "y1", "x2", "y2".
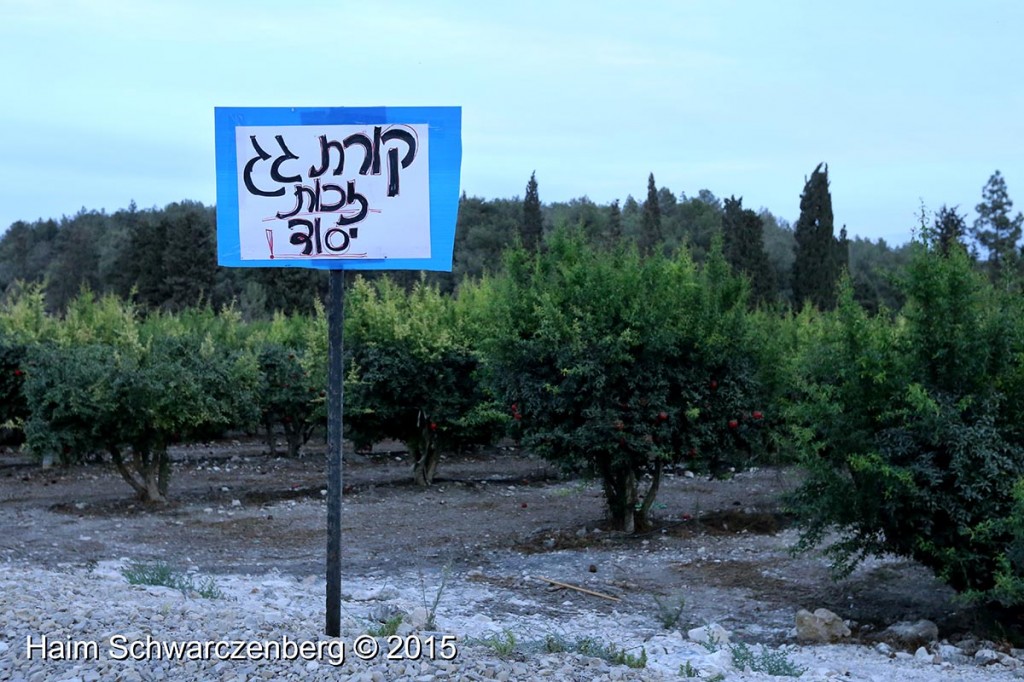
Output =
[
  {"x1": 730, "y1": 641, "x2": 806, "y2": 677},
  {"x1": 191, "y1": 576, "x2": 224, "y2": 600},
  {"x1": 575, "y1": 638, "x2": 647, "y2": 669},
  {"x1": 653, "y1": 592, "x2": 685, "y2": 629},
  {"x1": 542, "y1": 633, "x2": 569, "y2": 653},
  {"x1": 698, "y1": 632, "x2": 724, "y2": 654},
  {"x1": 482, "y1": 629, "x2": 517, "y2": 657},
  {"x1": 121, "y1": 561, "x2": 222, "y2": 599},
  {"x1": 612, "y1": 646, "x2": 647, "y2": 670},
  {"x1": 123, "y1": 560, "x2": 177, "y2": 588},
  {"x1": 368, "y1": 614, "x2": 403, "y2": 638},
  {"x1": 535, "y1": 634, "x2": 645, "y2": 668},
  {"x1": 679, "y1": 662, "x2": 724, "y2": 680},
  {"x1": 419, "y1": 562, "x2": 452, "y2": 629}
]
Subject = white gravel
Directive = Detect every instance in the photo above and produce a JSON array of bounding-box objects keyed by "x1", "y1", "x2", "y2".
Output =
[{"x1": 3, "y1": 560, "x2": 1023, "y2": 681}]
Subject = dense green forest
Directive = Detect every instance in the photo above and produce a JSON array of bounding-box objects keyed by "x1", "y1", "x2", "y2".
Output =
[{"x1": 13, "y1": 163, "x2": 1018, "y2": 317}]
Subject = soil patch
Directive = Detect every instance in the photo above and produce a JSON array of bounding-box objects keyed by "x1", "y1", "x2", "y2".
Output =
[{"x1": 0, "y1": 439, "x2": 980, "y2": 644}]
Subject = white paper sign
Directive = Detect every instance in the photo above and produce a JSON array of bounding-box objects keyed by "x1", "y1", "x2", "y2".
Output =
[{"x1": 234, "y1": 124, "x2": 430, "y2": 261}]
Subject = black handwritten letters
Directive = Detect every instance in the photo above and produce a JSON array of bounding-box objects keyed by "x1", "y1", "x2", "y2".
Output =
[{"x1": 240, "y1": 125, "x2": 422, "y2": 259}]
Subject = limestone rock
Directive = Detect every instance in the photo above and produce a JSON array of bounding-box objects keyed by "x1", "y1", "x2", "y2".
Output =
[
  {"x1": 877, "y1": 619, "x2": 939, "y2": 650},
  {"x1": 687, "y1": 623, "x2": 731, "y2": 647},
  {"x1": 795, "y1": 608, "x2": 851, "y2": 643},
  {"x1": 406, "y1": 606, "x2": 430, "y2": 630}
]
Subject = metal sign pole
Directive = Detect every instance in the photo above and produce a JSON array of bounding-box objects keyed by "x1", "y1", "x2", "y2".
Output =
[{"x1": 325, "y1": 269, "x2": 345, "y2": 637}]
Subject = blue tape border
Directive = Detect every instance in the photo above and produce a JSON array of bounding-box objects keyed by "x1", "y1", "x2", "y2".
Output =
[{"x1": 214, "y1": 106, "x2": 461, "y2": 271}]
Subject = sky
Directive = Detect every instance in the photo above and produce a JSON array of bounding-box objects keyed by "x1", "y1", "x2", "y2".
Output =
[{"x1": 1, "y1": 0, "x2": 1022, "y2": 246}]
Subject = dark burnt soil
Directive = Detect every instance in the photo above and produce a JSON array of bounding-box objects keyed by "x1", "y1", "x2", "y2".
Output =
[{"x1": 0, "y1": 438, "x2": 984, "y2": 644}]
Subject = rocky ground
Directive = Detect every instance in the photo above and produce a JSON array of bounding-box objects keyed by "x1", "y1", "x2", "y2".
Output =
[{"x1": 2, "y1": 439, "x2": 1024, "y2": 680}]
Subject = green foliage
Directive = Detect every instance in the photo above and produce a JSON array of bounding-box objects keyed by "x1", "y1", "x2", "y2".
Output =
[
  {"x1": 639, "y1": 173, "x2": 662, "y2": 256},
  {"x1": 522, "y1": 172, "x2": 544, "y2": 252},
  {"x1": 0, "y1": 338, "x2": 28, "y2": 442},
  {"x1": 538, "y1": 634, "x2": 645, "y2": 668},
  {"x1": 256, "y1": 344, "x2": 323, "y2": 457},
  {"x1": 121, "y1": 561, "x2": 223, "y2": 599},
  {"x1": 934, "y1": 205, "x2": 968, "y2": 258},
  {"x1": 22, "y1": 343, "x2": 121, "y2": 466},
  {"x1": 788, "y1": 235, "x2": 1024, "y2": 607},
  {"x1": 605, "y1": 199, "x2": 623, "y2": 247},
  {"x1": 367, "y1": 614, "x2": 403, "y2": 638},
  {"x1": 574, "y1": 638, "x2": 647, "y2": 668},
  {"x1": 972, "y1": 170, "x2": 1024, "y2": 278},
  {"x1": 722, "y1": 196, "x2": 775, "y2": 306},
  {"x1": 447, "y1": 195, "x2": 523, "y2": 288},
  {"x1": 729, "y1": 642, "x2": 806, "y2": 677},
  {"x1": 0, "y1": 281, "x2": 53, "y2": 342},
  {"x1": 652, "y1": 592, "x2": 686, "y2": 629},
  {"x1": 660, "y1": 191, "x2": 723, "y2": 264},
  {"x1": 480, "y1": 231, "x2": 770, "y2": 531},
  {"x1": 418, "y1": 563, "x2": 452, "y2": 631},
  {"x1": 792, "y1": 162, "x2": 845, "y2": 311},
  {"x1": 847, "y1": 236, "x2": 910, "y2": 314},
  {"x1": 345, "y1": 277, "x2": 503, "y2": 485},
  {"x1": 679, "y1": 661, "x2": 701, "y2": 677},
  {"x1": 481, "y1": 629, "x2": 517, "y2": 657},
  {"x1": 22, "y1": 321, "x2": 259, "y2": 501}
]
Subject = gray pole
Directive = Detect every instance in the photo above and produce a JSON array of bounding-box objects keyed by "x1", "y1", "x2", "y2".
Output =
[{"x1": 326, "y1": 269, "x2": 345, "y2": 637}]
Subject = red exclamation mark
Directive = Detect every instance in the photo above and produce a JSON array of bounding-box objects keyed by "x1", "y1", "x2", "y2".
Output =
[{"x1": 266, "y1": 228, "x2": 274, "y2": 259}]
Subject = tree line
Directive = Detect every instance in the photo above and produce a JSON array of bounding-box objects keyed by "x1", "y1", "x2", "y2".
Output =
[{"x1": 0, "y1": 165, "x2": 1020, "y2": 318}]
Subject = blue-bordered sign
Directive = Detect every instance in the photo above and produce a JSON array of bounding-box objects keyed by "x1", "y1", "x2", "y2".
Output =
[{"x1": 215, "y1": 107, "x2": 461, "y2": 271}]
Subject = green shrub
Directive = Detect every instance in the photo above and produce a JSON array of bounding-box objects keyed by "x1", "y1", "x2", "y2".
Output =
[
  {"x1": 344, "y1": 277, "x2": 504, "y2": 485},
  {"x1": 256, "y1": 344, "x2": 323, "y2": 457},
  {"x1": 788, "y1": 235, "x2": 1024, "y2": 608},
  {"x1": 479, "y1": 231, "x2": 768, "y2": 531},
  {"x1": 0, "y1": 339, "x2": 28, "y2": 443},
  {"x1": 23, "y1": 333, "x2": 259, "y2": 502}
]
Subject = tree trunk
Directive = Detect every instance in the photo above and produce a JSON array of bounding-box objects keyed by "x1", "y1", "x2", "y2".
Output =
[
  {"x1": 264, "y1": 420, "x2": 277, "y2": 456},
  {"x1": 110, "y1": 445, "x2": 146, "y2": 499},
  {"x1": 421, "y1": 440, "x2": 440, "y2": 486},
  {"x1": 410, "y1": 425, "x2": 438, "y2": 487},
  {"x1": 598, "y1": 454, "x2": 634, "y2": 531},
  {"x1": 286, "y1": 426, "x2": 303, "y2": 458},
  {"x1": 110, "y1": 446, "x2": 166, "y2": 503},
  {"x1": 597, "y1": 454, "x2": 622, "y2": 528},
  {"x1": 410, "y1": 440, "x2": 426, "y2": 486},
  {"x1": 597, "y1": 453, "x2": 661, "y2": 533},
  {"x1": 622, "y1": 468, "x2": 637, "y2": 534},
  {"x1": 635, "y1": 459, "x2": 663, "y2": 532},
  {"x1": 156, "y1": 448, "x2": 170, "y2": 498},
  {"x1": 144, "y1": 461, "x2": 163, "y2": 503}
]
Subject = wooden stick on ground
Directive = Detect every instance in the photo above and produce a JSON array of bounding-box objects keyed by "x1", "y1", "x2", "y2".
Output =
[{"x1": 536, "y1": 576, "x2": 621, "y2": 602}]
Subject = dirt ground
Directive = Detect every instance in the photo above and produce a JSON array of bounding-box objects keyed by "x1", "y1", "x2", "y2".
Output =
[{"x1": 0, "y1": 438, "x2": 980, "y2": 646}]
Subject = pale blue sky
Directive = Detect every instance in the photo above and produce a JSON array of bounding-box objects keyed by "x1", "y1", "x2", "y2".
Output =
[{"x1": 1, "y1": 0, "x2": 1021, "y2": 245}]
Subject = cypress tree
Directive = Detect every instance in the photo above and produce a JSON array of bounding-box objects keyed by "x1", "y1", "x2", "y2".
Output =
[
  {"x1": 605, "y1": 199, "x2": 622, "y2": 247},
  {"x1": 522, "y1": 171, "x2": 543, "y2": 252},
  {"x1": 639, "y1": 173, "x2": 662, "y2": 256},
  {"x1": 792, "y1": 163, "x2": 844, "y2": 310}
]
